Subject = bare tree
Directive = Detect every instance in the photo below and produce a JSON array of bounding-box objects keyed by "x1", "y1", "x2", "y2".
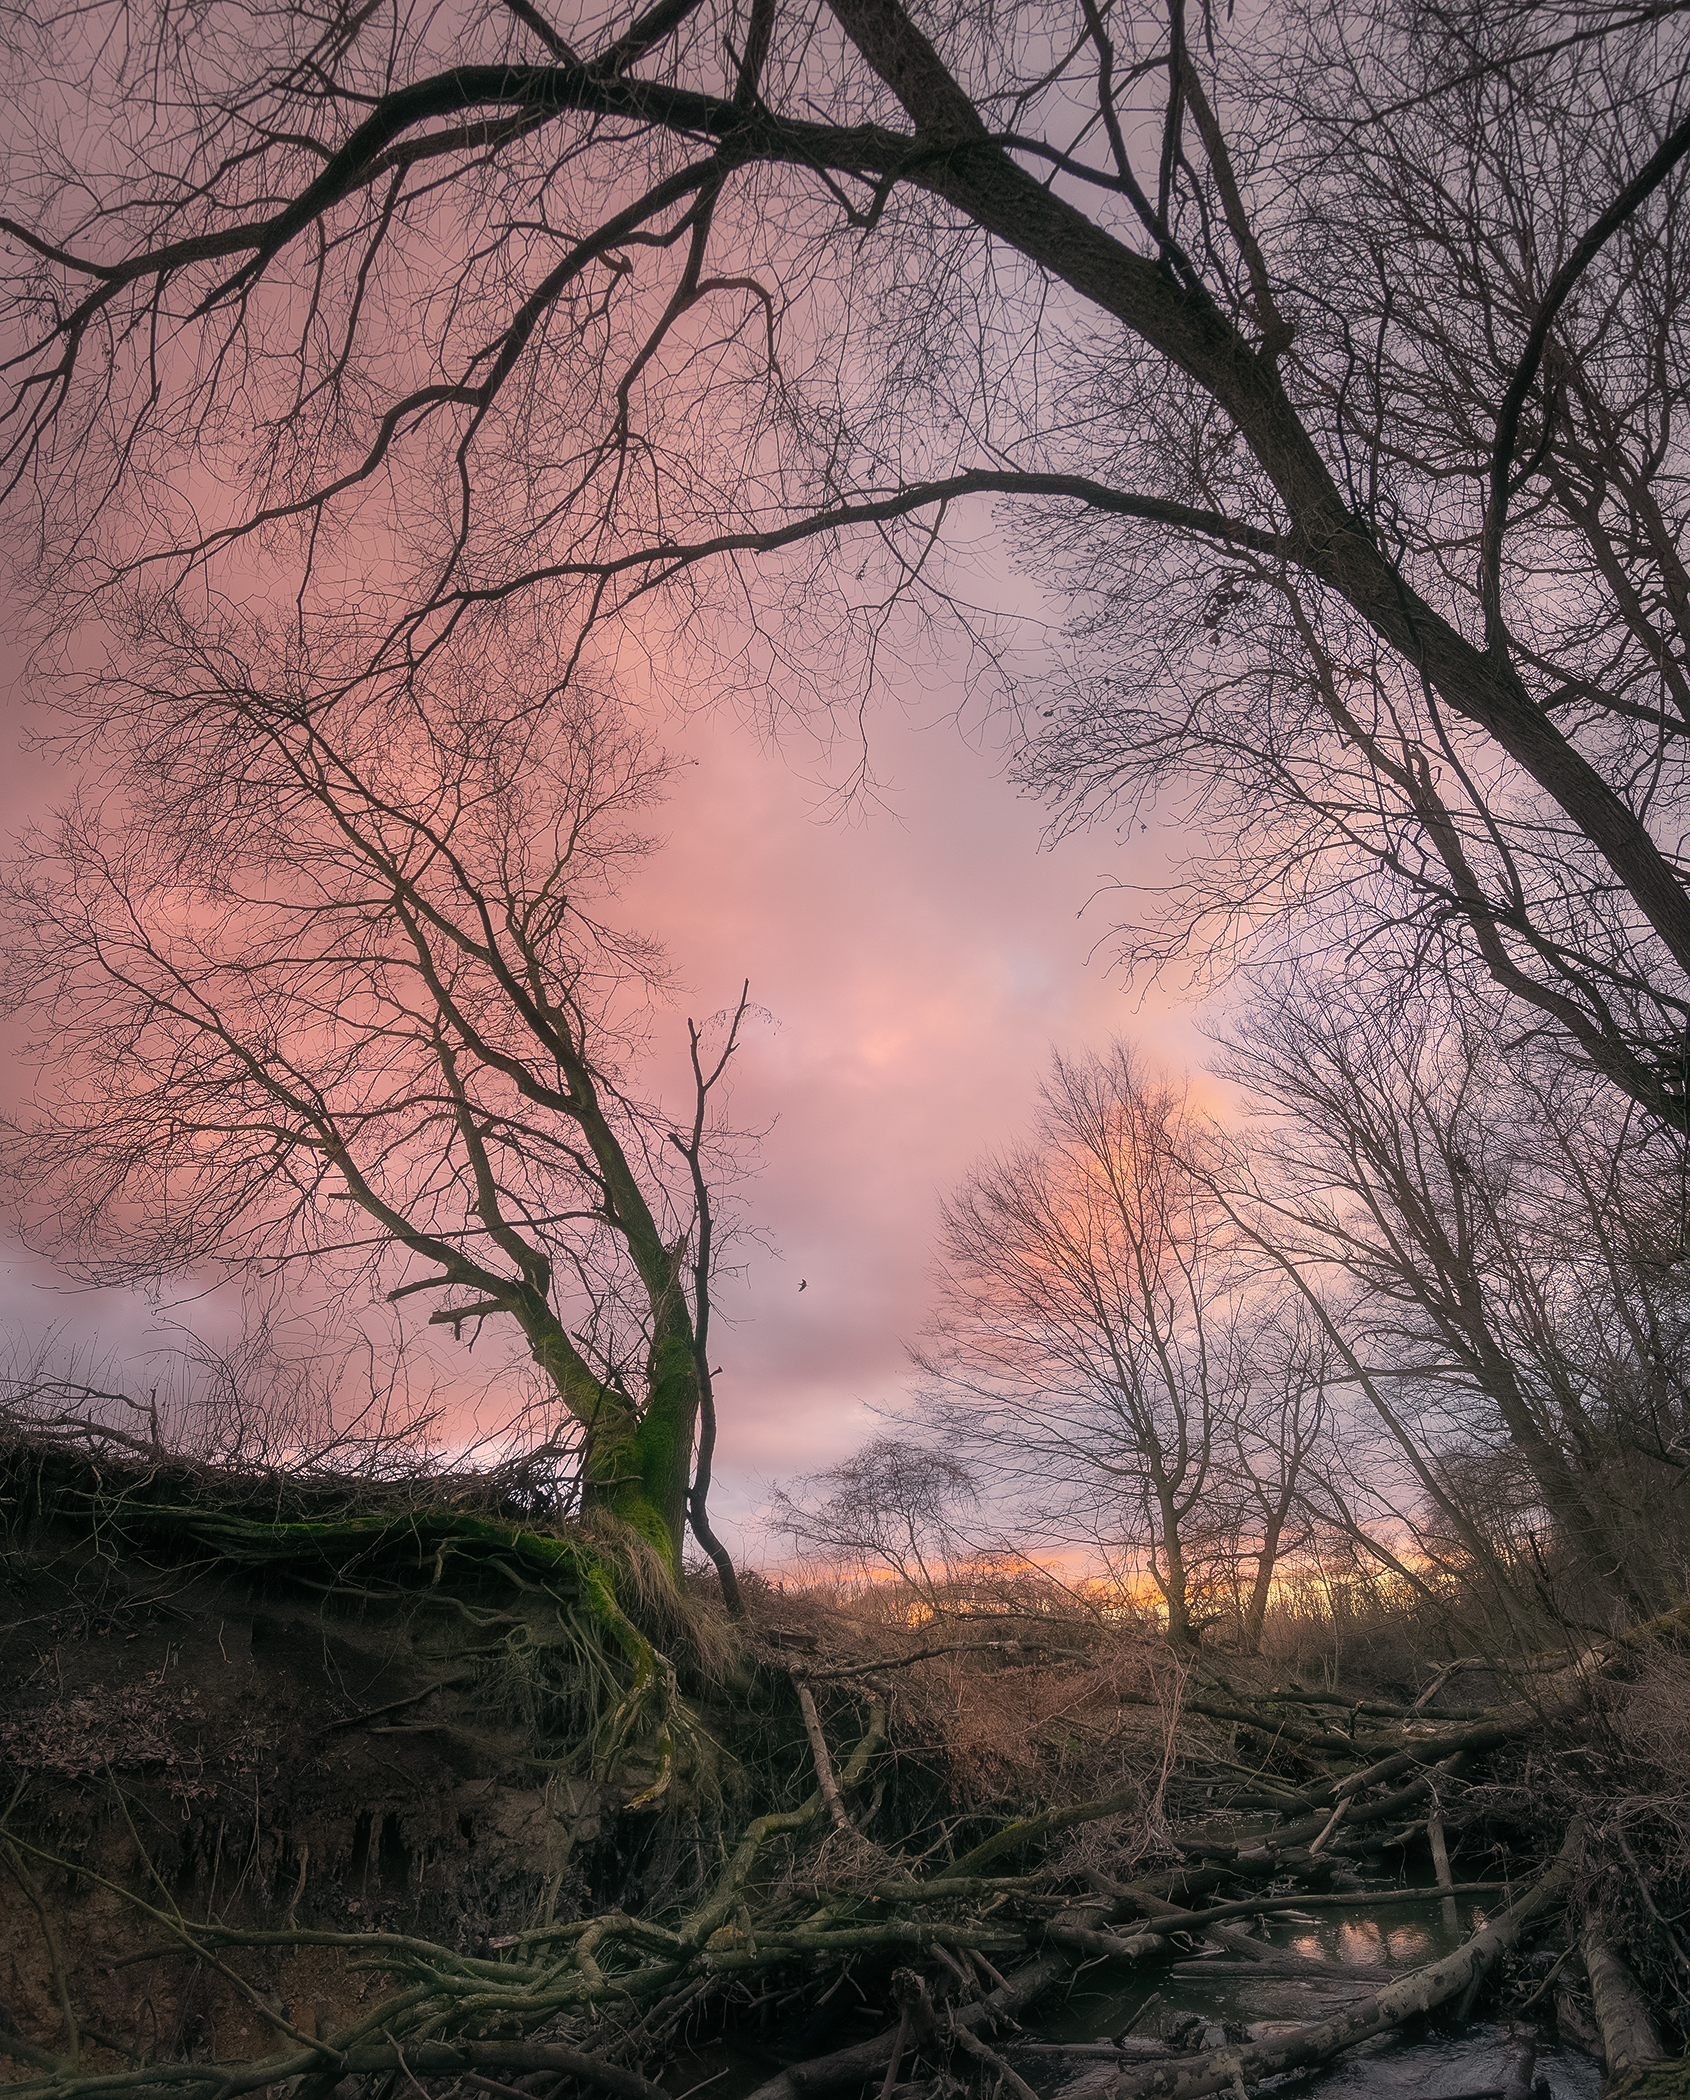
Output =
[
  {"x1": 1215, "y1": 961, "x2": 1690, "y2": 1619},
  {"x1": 767, "y1": 1437, "x2": 980, "y2": 1611},
  {"x1": 913, "y1": 1043, "x2": 1257, "y2": 1646},
  {"x1": 1221, "y1": 1303, "x2": 1326, "y2": 1656},
  {"x1": 4, "y1": 0, "x2": 1690, "y2": 1119},
  {"x1": 0, "y1": 620, "x2": 751, "y2": 1591}
]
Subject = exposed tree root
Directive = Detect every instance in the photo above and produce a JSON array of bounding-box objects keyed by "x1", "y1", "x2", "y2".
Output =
[{"x1": 8, "y1": 1463, "x2": 1690, "y2": 2100}]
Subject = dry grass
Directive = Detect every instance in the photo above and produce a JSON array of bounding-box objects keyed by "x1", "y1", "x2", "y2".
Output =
[{"x1": 734, "y1": 1562, "x2": 1198, "y2": 1854}]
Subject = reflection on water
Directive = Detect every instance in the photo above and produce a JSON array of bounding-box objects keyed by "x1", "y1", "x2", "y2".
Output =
[
  {"x1": 662, "y1": 1863, "x2": 1602, "y2": 2100},
  {"x1": 1037, "y1": 1870, "x2": 1599, "y2": 2100}
]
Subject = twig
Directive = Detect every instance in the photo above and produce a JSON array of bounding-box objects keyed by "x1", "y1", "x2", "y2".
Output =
[
  {"x1": 1407, "y1": 1660, "x2": 1485, "y2": 1711},
  {"x1": 1, "y1": 1839, "x2": 80, "y2": 2070},
  {"x1": 1614, "y1": 1822, "x2": 1690, "y2": 1975},
  {"x1": 320, "y1": 1682, "x2": 460, "y2": 1731},
  {"x1": 876, "y1": 2011, "x2": 912, "y2": 2100},
  {"x1": 1513, "y1": 1944, "x2": 1576, "y2": 2013},
  {"x1": 1306, "y1": 1800, "x2": 1349, "y2": 1856}
]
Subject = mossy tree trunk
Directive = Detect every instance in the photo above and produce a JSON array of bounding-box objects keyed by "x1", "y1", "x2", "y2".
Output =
[
  {"x1": 526, "y1": 1300, "x2": 699, "y2": 1575},
  {"x1": 428, "y1": 1018, "x2": 712, "y2": 1581}
]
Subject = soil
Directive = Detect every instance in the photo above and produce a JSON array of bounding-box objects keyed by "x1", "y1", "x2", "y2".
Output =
[{"x1": 0, "y1": 1468, "x2": 622, "y2": 2079}]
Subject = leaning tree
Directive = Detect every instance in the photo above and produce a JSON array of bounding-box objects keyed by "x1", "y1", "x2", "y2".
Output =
[
  {"x1": 4, "y1": 0, "x2": 1690, "y2": 1118},
  {"x1": 0, "y1": 618, "x2": 748, "y2": 1596}
]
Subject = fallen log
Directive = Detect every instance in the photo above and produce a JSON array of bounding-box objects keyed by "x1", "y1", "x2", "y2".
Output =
[
  {"x1": 1581, "y1": 1916, "x2": 1664, "y2": 2083},
  {"x1": 1044, "y1": 1923, "x2": 1176, "y2": 1961},
  {"x1": 1087, "y1": 1819, "x2": 1584, "y2": 2100},
  {"x1": 1082, "y1": 1876, "x2": 1285, "y2": 1963}
]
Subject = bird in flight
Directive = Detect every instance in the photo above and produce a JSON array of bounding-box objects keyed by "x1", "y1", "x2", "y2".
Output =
[{"x1": 799, "y1": 1280, "x2": 807, "y2": 1292}]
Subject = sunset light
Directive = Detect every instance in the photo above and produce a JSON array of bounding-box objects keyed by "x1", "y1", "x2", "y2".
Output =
[{"x1": 2, "y1": 0, "x2": 1687, "y2": 2090}]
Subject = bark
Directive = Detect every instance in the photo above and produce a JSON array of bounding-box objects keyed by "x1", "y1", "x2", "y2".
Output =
[{"x1": 1581, "y1": 1917, "x2": 1664, "y2": 2081}]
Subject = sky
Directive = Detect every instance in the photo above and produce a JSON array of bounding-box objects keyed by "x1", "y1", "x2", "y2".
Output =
[
  {"x1": 619, "y1": 697, "x2": 1215, "y2": 1534},
  {"x1": 0, "y1": 603, "x2": 1220, "y2": 1558}
]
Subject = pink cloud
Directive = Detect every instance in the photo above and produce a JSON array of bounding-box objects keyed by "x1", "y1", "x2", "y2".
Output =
[
  {"x1": 0, "y1": 647, "x2": 1216, "y2": 1558},
  {"x1": 619, "y1": 705, "x2": 1211, "y2": 1536}
]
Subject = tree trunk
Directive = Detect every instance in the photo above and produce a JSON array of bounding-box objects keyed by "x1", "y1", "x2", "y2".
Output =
[
  {"x1": 1156, "y1": 1487, "x2": 1193, "y2": 1646},
  {"x1": 529, "y1": 1304, "x2": 698, "y2": 1581},
  {"x1": 1241, "y1": 1502, "x2": 1288, "y2": 1656}
]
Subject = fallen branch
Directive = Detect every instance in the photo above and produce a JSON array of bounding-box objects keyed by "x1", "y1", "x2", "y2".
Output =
[
  {"x1": 950, "y1": 1790, "x2": 1140, "y2": 1877},
  {"x1": 1580, "y1": 1915, "x2": 1664, "y2": 2080},
  {"x1": 795, "y1": 1682, "x2": 857, "y2": 1835},
  {"x1": 1044, "y1": 1922, "x2": 1177, "y2": 1961},
  {"x1": 1080, "y1": 1878, "x2": 1283, "y2": 1964},
  {"x1": 684, "y1": 1695, "x2": 887, "y2": 1947},
  {"x1": 948, "y1": 2018, "x2": 1041, "y2": 2100},
  {"x1": 794, "y1": 1642, "x2": 1089, "y2": 1681},
  {"x1": 750, "y1": 1918, "x2": 1104, "y2": 2100}
]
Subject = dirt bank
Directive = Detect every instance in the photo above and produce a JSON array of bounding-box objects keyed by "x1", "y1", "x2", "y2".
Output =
[{"x1": 0, "y1": 1444, "x2": 649, "y2": 2073}]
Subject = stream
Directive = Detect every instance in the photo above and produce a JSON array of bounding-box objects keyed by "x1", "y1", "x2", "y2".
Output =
[
  {"x1": 681, "y1": 1862, "x2": 1601, "y2": 2100},
  {"x1": 1028, "y1": 1863, "x2": 1599, "y2": 2100}
]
